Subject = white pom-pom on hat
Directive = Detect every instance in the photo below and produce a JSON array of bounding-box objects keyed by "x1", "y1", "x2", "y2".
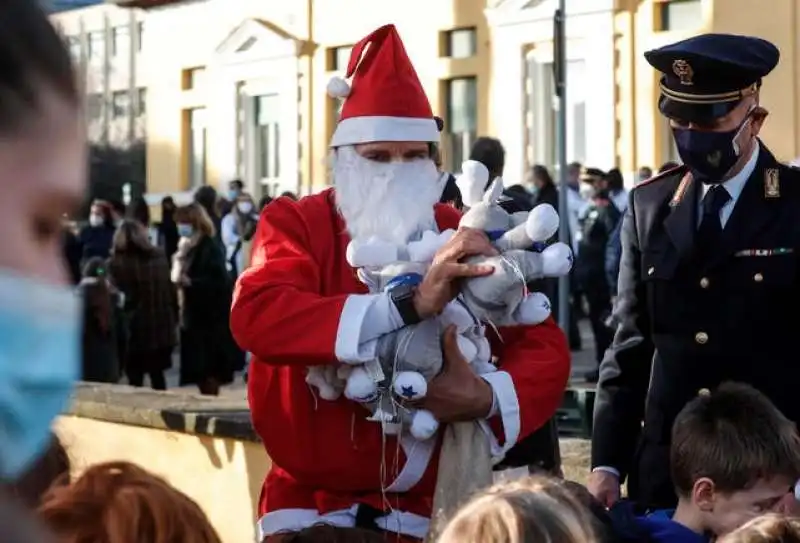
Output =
[{"x1": 327, "y1": 76, "x2": 351, "y2": 99}]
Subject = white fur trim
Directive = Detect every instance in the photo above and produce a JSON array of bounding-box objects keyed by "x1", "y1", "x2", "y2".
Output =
[
  {"x1": 385, "y1": 432, "x2": 437, "y2": 492},
  {"x1": 346, "y1": 238, "x2": 400, "y2": 268},
  {"x1": 407, "y1": 230, "x2": 446, "y2": 263},
  {"x1": 256, "y1": 506, "x2": 430, "y2": 541},
  {"x1": 330, "y1": 116, "x2": 439, "y2": 147},
  {"x1": 335, "y1": 294, "x2": 381, "y2": 363},
  {"x1": 478, "y1": 371, "x2": 521, "y2": 462},
  {"x1": 327, "y1": 76, "x2": 351, "y2": 99}
]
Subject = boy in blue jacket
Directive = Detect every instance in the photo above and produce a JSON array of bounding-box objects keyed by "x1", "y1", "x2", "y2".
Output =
[{"x1": 603, "y1": 383, "x2": 800, "y2": 543}]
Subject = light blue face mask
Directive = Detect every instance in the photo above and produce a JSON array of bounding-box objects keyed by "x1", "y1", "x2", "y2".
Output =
[
  {"x1": 177, "y1": 224, "x2": 194, "y2": 238},
  {"x1": 0, "y1": 271, "x2": 80, "y2": 480}
]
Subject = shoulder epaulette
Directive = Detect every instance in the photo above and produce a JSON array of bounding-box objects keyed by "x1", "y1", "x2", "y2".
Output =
[{"x1": 636, "y1": 164, "x2": 688, "y2": 188}]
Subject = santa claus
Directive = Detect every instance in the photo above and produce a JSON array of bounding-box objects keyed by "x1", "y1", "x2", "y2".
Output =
[{"x1": 231, "y1": 23, "x2": 570, "y2": 542}]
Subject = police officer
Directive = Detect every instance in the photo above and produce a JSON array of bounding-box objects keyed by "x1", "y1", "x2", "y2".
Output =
[{"x1": 588, "y1": 33, "x2": 800, "y2": 509}]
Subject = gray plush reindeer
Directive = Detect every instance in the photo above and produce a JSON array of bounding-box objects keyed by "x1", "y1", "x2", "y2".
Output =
[{"x1": 456, "y1": 160, "x2": 574, "y2": 326}]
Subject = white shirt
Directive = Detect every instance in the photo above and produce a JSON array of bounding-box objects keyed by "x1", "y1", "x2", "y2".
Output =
[{"x1": 698, "y1": 141, "x2": 759, "y2": 228}]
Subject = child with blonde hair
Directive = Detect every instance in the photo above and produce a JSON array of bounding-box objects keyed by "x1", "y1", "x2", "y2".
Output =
[
  {"x1": 720, "y1": 514, "x2": 800, "y2": 543},
  {"x1": 437, "y1": 476, "x2": 601, "y2": 543}
]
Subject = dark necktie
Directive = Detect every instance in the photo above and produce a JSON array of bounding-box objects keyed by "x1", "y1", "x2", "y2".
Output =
[{"x1": 696, "y1": 185, "x2": 731, "y2": 253}]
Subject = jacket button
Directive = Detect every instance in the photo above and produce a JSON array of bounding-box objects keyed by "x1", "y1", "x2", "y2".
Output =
[
  {"x1": 699, "y1": 277, "x2": 710, "y2": 288},
  {"x1": 695, "y1": 331, "x2": 709, "y2": 344},
  {"x1": 754, "y1": 273, "x2": 764, "y2": 282},
  {"x1": 697, "y1": 388, "x2": 711, "y2": 397},
  {"x1": 647, "y1": 267, "x2": 655, "y2": 276}
]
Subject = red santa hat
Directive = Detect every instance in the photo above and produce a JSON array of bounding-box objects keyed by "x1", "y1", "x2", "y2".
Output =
[{"x1": 328, "y1": 24, "x2": 439, "y2": 148}]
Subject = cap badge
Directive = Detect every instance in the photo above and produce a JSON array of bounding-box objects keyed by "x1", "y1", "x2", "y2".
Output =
[
  {"x1": 765, "y1": 168, "x2": 780, "y2": 198},
  {"x1": 672, "y1": 59, "x2": 694, "y2": 86}
]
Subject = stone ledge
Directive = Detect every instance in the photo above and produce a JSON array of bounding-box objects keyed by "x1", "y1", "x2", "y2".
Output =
[{"x1": 66, "y1": 382, "x2": 258, "y2": 443}]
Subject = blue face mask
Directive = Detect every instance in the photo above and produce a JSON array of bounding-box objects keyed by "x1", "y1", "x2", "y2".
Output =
[
  {"x1": 672, "y1": 113, "x2": 753, "y2": 183},
  {"x1": 0, "y1": 271, "x2": 80, "y2": 480},
  {"x1": 177, "y1": 224, "x2": 194, "y2": 238},
  {"x1": 228, "y1": 189, "x2": 239, "y2": 201}
]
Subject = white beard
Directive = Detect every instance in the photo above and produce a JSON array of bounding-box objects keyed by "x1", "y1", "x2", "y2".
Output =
[{"x1": 333, "y1": 145, "x2": 444, "y2": 245}]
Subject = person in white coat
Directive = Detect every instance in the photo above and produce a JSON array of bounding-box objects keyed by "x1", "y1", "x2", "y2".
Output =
[{"x1": 220, "y1": 193, "x2": 259, "y2": 279}]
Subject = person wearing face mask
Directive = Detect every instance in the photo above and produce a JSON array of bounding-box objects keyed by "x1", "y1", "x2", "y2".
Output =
[
  {"x1": 589, "y1": 33, "x2": 800, "y2": 513},
  {"x1": 228, "y1": 179, "x2": 244, "y2": 203},
  {"x1": 79, "y1": 200, "x2": 116, "y2": 265},
  {"x1": 0, "y1": 1, "x2": 90, "y2": 540},
  {"x1": 221, "y1": 192, "x2": 259, "y2": 280},
  {"x1": 172, "y1": 203, "x2": 238, "y2": 396},
  {"x1": 230, "y1": 24, "x2": 569, "y2": 542}
]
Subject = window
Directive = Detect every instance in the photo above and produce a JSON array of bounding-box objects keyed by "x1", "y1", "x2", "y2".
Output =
[
  {"x1": 87, "y1": 94, "x2": 103, "y2": 121},
  {"x1": 111, "y1": 91, "x2": 129, "y2": 118},
  {"x1": 87, "y1": 31, "x2": 104, "y2": 62},
  {"x1": 328, "y1": 46, "x2": 352, "y2": 71},
  {"x1": 67, "y1": 36, "x2": 81, "y2": 59},
  {"x1": 444, "y1": 28, "x2": 477, "y2": 58},
  {"x1": 112, "y1": 25, "x2": 130, "y2": 57},
  {"x1": 135, "y1": 88, "x2": 146, "y2": 116},
  {"x1": 238, "y1": 37, "x2": 257, "y2": 53},
  {"x1": 188, "y1": 108, "x2": 207, "y2": 188},
  {"x1": 443, "y1": 77, "x2": 477, "y2": 172},
  {"x1": 658, "y1": 0, "x2": 702, "y2": 32},
  {"x1": 255, "y1": 94, "x2": 281, "y2": 180},
  {"x1": 523, "y1": 56, "x2": 587, "y2": 172},
  {"x1": 136, "y1": 21, "x2": 144, "y2": 51},
  {"x1": 183, "y1": 67, "x2": 206, "y2": 90}
]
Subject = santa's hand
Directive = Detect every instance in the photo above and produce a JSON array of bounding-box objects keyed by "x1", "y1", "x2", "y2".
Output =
[
  {"x1": 432, "y1": 227, "x2": 498, "y2": 266},
  {"x1": 413, "y1": 229, "x2": 497, "y2": 318},
  {"x1": 413, "y1": 261, "x2": 493, "y2": 319},
  {"x1": 416, "y1": 325, "x2": 493, "y2": 422}
]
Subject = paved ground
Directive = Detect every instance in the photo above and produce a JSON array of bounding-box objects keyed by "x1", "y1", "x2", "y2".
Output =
[{"x1": 152, "y1": 320, "x2": 600, "y2": 397}]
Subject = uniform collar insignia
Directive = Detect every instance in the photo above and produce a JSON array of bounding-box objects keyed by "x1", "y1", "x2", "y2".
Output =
[
  {"x1": 765, "y1": 168, "x2": 780, "y2": 198},
  {"x1": 670, "y1": 173, "x2": 692, "y2": 207}
]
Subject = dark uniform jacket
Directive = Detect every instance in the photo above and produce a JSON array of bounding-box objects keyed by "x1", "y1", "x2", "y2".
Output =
[{"x1": 591, "y1": 144, "x2": 800, "y2": 508}]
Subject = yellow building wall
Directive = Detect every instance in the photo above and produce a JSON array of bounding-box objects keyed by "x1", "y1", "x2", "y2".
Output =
[
  {"x1": 140, "y1": 0, "x2": 489, "y2": 197},
  {"x1": 55, "y1": 415, "x2": 270, "y2": 543},
  {"x1": 708, "y1": 0, "x2": 800, "y2": 161},
  {"x1": 616, "y1": 0, "x2": 799, "y2": 171},
  {"x1": 136, "y1": 0, "x2": 797, "y2": 195}
]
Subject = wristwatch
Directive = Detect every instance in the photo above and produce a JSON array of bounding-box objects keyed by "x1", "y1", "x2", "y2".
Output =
[{"x1": 389, "y1": 282, "x2": 422, "y2": 326}]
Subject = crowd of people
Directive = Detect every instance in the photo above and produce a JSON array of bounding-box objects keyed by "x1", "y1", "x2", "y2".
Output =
[{"x1": 62, "y1": 182, "x2": 296, "y2": 394}]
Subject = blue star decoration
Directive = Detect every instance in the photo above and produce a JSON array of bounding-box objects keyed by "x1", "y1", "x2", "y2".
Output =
[
  {"x1": 567, "y1": 252, "x2": 574, "y2": 265},
  {"x1": 400, "y1": 385, "x2": 417, "y2": 399},
  {"x1": 542, "y1": 299, "x2": 551, "y2": 312}
]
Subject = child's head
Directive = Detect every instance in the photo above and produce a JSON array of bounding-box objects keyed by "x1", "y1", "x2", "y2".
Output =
[
  {"x1": 437, "y1": 476, "x2": 600, "y2": 543},
  {"x1": 671, "y1": 382, "x2": 800, "y2": 536},
  {"x1": 719, "y1": 514, "x2": 800, "y2": 543},
  {"x1": 37, "y1": 461, "x2": 222, "y2": 543}
]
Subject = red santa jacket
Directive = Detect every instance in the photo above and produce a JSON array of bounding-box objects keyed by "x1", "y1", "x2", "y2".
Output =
[{"x1": 231, "y1": 189, "x2": 570, "y2": 529}]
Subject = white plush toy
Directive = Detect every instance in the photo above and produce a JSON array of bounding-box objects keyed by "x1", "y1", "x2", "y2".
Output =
[
  {"x1": 304, "y1": 229, "x2": 454, "y2": 405},
  {"x1": 305, "y1": 161, "x2": 573, "y2": 441}
]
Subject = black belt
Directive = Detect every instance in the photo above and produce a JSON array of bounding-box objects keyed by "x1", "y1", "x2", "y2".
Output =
[{"x1": 354, "y1": 503, "x2": 388, "y2": 532}]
